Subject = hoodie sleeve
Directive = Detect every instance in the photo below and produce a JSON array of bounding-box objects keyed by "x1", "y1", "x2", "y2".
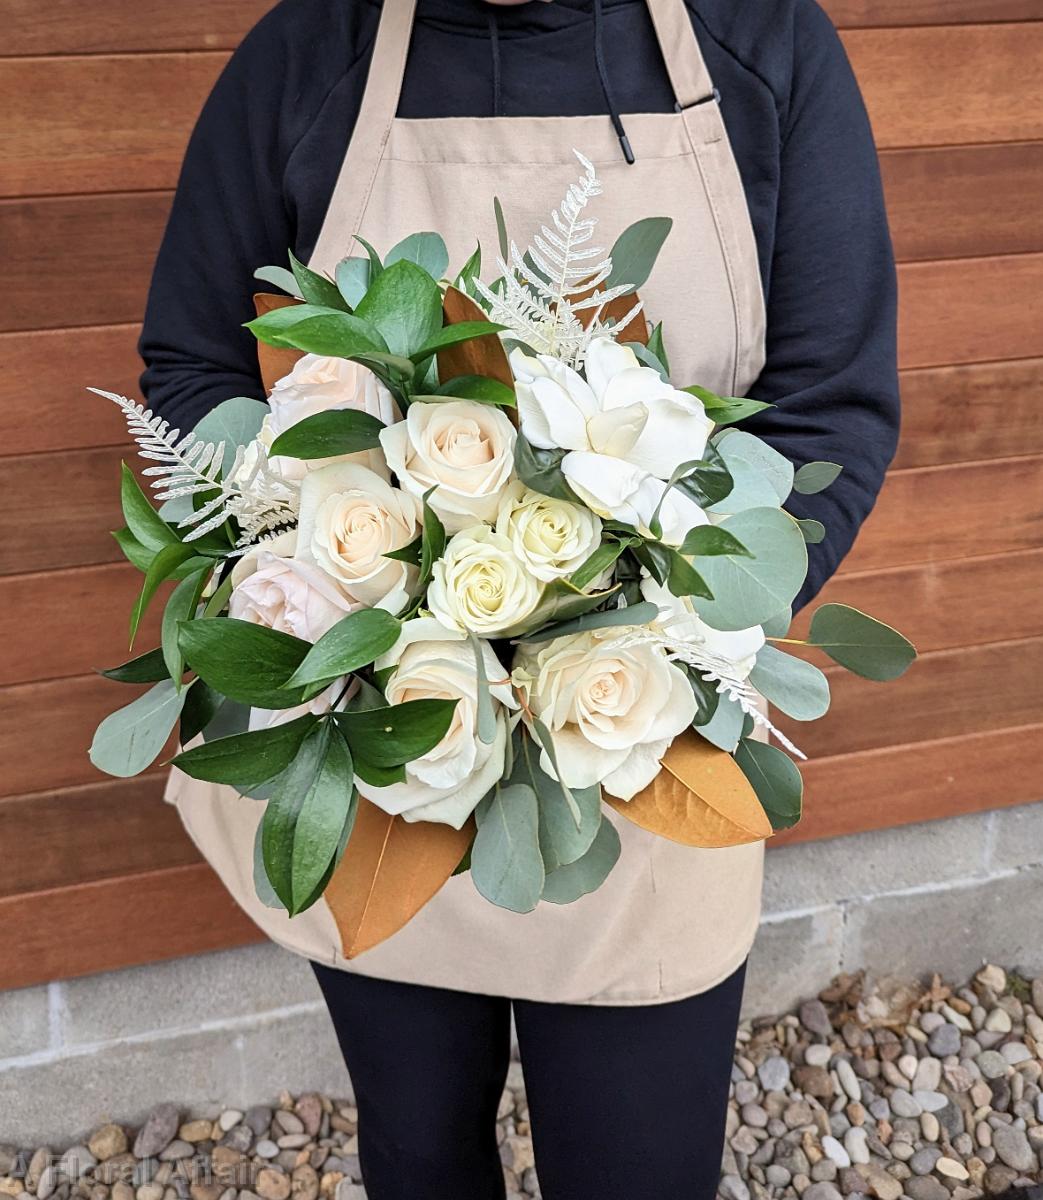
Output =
[{"x1": 741, "y1": 0, "x2": 900, "y2": 615}]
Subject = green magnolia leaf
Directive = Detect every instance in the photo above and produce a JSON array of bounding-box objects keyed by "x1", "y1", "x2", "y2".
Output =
[
  {"x1": 129, "y1": 542, "x2": 198, "y2": 646},
  {"x1": 193, "y1": 396, "x2": 269, "y2": 454},
  {"x1": 695, "y1": 507, "x2": 808, "y2": 631},
  {"x1": 472, "y1": 783, "x2": 544, "y2": 913},
  {"x1": 605, "y1": 216, "x2": 672, "y2": 290},
  {"x1": 749, "y1": 644, "x2": 830, "y2": 721},
  {"x1": 160, "y1": 561, "x2": 212, "y2": 685},
  {"x1": 267, "y1": 409, "x2": 385, "y2": 460},
  {"x1": 180, "y1": 679, "x2": 224, "y2": 743},
  {"x1": 514, "y1": 438, "x2": 577, "y2": 503},
  {"x1": 90, "y1": 678, "x2": 186, "y2": 778},
  {"x1": 709, "y1": 429, "x2": 794, "y2": 514},
  {"x1": 807, "y1": 603, "x2": 916, "y2": 681},
  {"x1": 254, "y1": 265, "x2": 299, "y2": 296},
  {"x1": 246, "y1": 303, "x2": 387, "y2": 356},
  {"x1": 385, "y1": 231, "x2": 450, "y2": 281},
  {"x1": 178, "y1": 617, "x2": 317, "y2": 708},
  {"x1": 793, "y1": 461, "x2": 843, "y2": 495},
  {"x1": 335, "y1": 256, "x2": 371, "y2": 309},
  {"x1": 173, "y1": 713, "x2": 319, "y2": 789},
  {"x1": 289, "y1": 249, "x2": 348, "y2": 311},
  {"x1": 693, "y1": 691, "x2": 745, "y2": 751},
  {"x1": 354, "y1": 259, "x2": 444, "y2": 358},
  {"x1": 288, "y1": 609, "x2": 401, "y2": 688},
  {"x1": 101, "y1": 647, "x2": 169, "y2": 684},
  {"x1": 735, "y1": 737, "x2": 803, "y2": 831},
  {"x1": 121, "y1": 463, "x2": 178, "y2": 552},
  {"x1": 290, "y1": 726, "x2": 356, "y2": 912},
  {"x1": 428, "y1": 375, "x2": 515, "y2": 407},
  {"x1": 519, "y1": 599, "x2": 659, "y2": 643},
  {"x1": 678, "y1": 526, "x2": 753, "y2": 559},
  {"x1": 335, "y1": 697, "x2": 458, "y2": 767},
  {"x1": 797, "y1": 518, "x2": 826, "y2": 544},
  {"x1": 410, "y1": 320, "x2": 507, "y2": 364},
  {"x1": 541, "y1": 816, "x2": 620, "y2": 904},
  {"x1": 684, "y1": 385, "x2": 774, "y2": 426}
]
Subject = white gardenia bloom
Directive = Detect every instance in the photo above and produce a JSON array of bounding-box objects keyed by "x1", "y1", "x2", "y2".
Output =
[
  {"x1": 379, "y1": 401, "x2": 517, "y2": 533},
  {"x1": 428, "y1": 525, "x2": 542, "y2": 637},
  {"x1": 229, "y1": 529, "x2": 356, "y2": 641},
  {"x1": 512, "y1": 625, "x2": 697, "y2": 801},
  {"x1": 494, "y1": 482, "x2": 602, "y2": 582},
  {"x1": 511, "y1": 335, "x2": 714, "y2": 478},
  {"x1": 356, "y1": 618, "x2": 518, "y2": 828},
  {"x1": 294, "y1": 461, "x2": 421, "y2": 615},
  {"x1": 641, "y1": 576, "x2": 765, "y2": 679}
]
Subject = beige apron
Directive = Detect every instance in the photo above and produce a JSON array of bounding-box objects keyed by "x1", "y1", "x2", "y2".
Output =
[{"x1": 167, "y1": 0, "x2": 769, "y2": 1005}]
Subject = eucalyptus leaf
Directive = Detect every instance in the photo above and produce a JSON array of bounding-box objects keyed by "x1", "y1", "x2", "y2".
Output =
[
  {"x1": 624, "y1": 339, "x2": 668, "y2": 380},
  {"x1": 761, "y1": 607, "x2": 792, "y2": 638},
  {"x1": 267, "y1": 409, "x2": 385, "y2": 460},
  {"x1": 501, "y1": 578, "x2": 618, "y2": 640},
  {"x1": 385, "y1": 231, "x2": 450, "y2": 280},
  {"x1": 198, "y1": 694, "x2": 251, "y2": 742},
  {"x1": 529, "y1": 717, "x2": 582, "y2": 827},
  {"x1": 709, "y1": 429, "x2": 793, "y2": 514},
  {"x1": 288, "y1": 608, "x2": 401, "y2": 688},
  {"x1": 191, "y1": 396, "x2": 270, "y2": 456},
  {"x1": 606, "y1": 216, "x2": 672, "y2": 290},
  {"x1": 735, "y1": 738, "x2": 803, "y2": 831},
  {"x1": 797, "y1": 518, "x2": 826, "y2": 544},
  {"x1": 519, "y1": 599, "x2": 659, "y2": 643},
  {"x1": 692, "y1": 691, "x2": 745, "y2": 751},
  {"x1": 254, "y1": 265, "x2": 300, "y2": 296},
  {"x1": 173, "y1": 713, "x2": 319, "y2": 789},
  {"x1": 472, "y1": 783, "x2": 544, "y2": 913},
  {"x1": 89, "y1": 678, "x2": 186, "y2": 777},
  {"x1": 353, "y1": 235, "x2": 385, "y2": 280},
  {"x1": 335, "y1": 256, "x2": 371, "y2": 309},
  {"x1": 541, "y1": 816, "x2": 620, "y2": 904},
  {"x1": 467, "y1": 632, "x2": 498, "y2": 747},
  {"x1": 513, "y1": 729, "x2": 601, "y2": 871},
  {"x1": 749, "y1": 644, "x2": 830, "y2": 721},
  {"x1": 793, "y1": 460, "x2": 843, "y2": 495},
  {"x1": 807, "y1": 603, "x2": 916, "y2": 681}
]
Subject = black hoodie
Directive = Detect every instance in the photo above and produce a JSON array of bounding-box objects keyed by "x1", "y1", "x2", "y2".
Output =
[{"x1": 138, "y1": 0, "x2": 899, "y2": 614}]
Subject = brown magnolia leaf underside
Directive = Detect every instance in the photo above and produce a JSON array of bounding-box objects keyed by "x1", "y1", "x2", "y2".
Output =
[
  {"x1": 323, "y1": 797, "x2": 474, "y2": 958},
  {"x1": 573, "y1": 280, "x2": 649, "y2": 346},
  {"x1": 254, "y1": 293, "x2": 304, "y2": 393},
  {"x1": 437, "y1": 285, "x2": 515, "y2": 389},
  {"x1": 605, "y1": 730, "x2": 772, "y2": 848}
]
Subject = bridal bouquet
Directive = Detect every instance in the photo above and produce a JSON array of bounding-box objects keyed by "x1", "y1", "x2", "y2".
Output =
[{"x1": 90, "y1": 152, "x2": 914, "y2": 952}]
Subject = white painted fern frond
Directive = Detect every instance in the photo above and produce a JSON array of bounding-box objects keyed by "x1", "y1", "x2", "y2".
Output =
[
  {"x1": 473, "y1": 149, "x2": 644, "y2": 368},
  {"x1": 91, "y1": 388, "x2": 298, "y2": 546}
]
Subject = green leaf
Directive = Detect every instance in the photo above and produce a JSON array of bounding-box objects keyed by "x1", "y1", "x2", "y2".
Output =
[
  {"x1": 472, "y1": 783, "x2": 544, "y2": 913},
  {"x1": 501, "y1": 577, "x2": 619, "y2": 640},
  {"x1": 129, "y1": 542, "x2": 198, "y2": 646},
  {"x1": 112, "y1": 526, "x2": 155, "y2": 573},
  {"x1": 684, "y1": 385, "x2": 774, "y2": 426},
  {"x1": 419, "y1": 489, "x2": 446, "y2": 589},
  {"x1": 694, "y1": 507, "x2": 808, "y2": 631},
  {"x1": 385, "y1": 232, "x2": 450, "y2": 281},
  {"x1": 541, "y1": 817, "x2": 620, "y2": 904},
  {"x1": 288, "y1": 609, "x2": 401, "y2": 688},
  {"x1": 266, "y1": 409, "x2": 385, "y2": 460},
  {"x1": 246, "y1": 303, "x2": 387, "y2": 356},
  {"x1": 735, "y1": 738, "x2": 803, "y2": 831},
  {"x1": 253, "y1": 820, "x2": 286, "y2": 910},
  {"x1": 519, "y1": 599, "x2": 659, "y2": 643},
  {"x1": 180, "y1": 679, "x2": 223, "y2": 743},
  {"x1": 335, "y1": 697, "x2": 458, "y2": 767},
  {"x1": 454, "y1": 243, "x2": 482, "y2": 294},
  {"x1": 410, "y1": 320, "x2": 507, "y2": 365},
  {"x1": 793, "y1": 461, "x2": 843, "y2": 495},
  {"x1": 199, "y1": 695, "x2": 251, "y2": 742},
  {"x1": 709, "y1": 429, "x2": 794, "y2": 514},
  {"x1": 90, "y1": 679, "x2": 185, "y2": 777},
  {"x1": 101, "y1": 647, "x2": 169, "y2": 684},
  {"x1": 429, "y1": 375, "x2": 515, "y2": 407},
  {"x1": 254, "y1": 265, "x2": 299, "y2": 295},
  {"x1": 673, "y1": 443, "x2": 734, "y2": 508},
  {"x1": 193, "y1": 396, "x2": 269, "y2": 452},
  {"x1": 353, "y1": 235, "x2": 385, "y2": 280},
  {"x1": 749, "y1": 644, "x2": 830, "y2": 721},
  {"x1": 693, "y1": 693, "x2": 745, "y2": 750},
  {"x1": 514, "y1": 438, "x2": 577, "y2": 503},
  {"x1": 173, "y1": 713, "x2": 319, "y2": 789},
  {"x1": 797, "y1": 518, "x2": 826, "y2": 544},
  {"x1": 354, "y1": 259, "x2": 444, "y2": 358},
  {"x1": 493, "y1": 196, "x2": 509, "y2": 259},
  {"x1": 178, "y1": 617, "x2": 318, "y2": 708},
  {"x1": 335, "y1": 256, "x2": 371, "y2": 309},
  {"x1": 631, "y1": 541, "x2": 712, "y2": 601},
  {"x1": 605, "y1": 216, "x2": 672, "y2": 290},
  {"x1": 678, "y1": 526, "x2": 753, "y2": 559},
  {"x1": 289, "y1": 249, "x2": 348, "y2": 311},
  {"x1": 529, "y1": 717, "x2": 582, "y2": 827},
  {"x1": 685, "y1": 667, "x2": 721, "y2": 726},
  {"x1": 352, "y1": 757, "x2": 407, "y2": 787},
  {"x1": 646, "y1": 321, "x2": 669, "y2": 375},
  {"x1": 807, "y1": 603, "x2": 916, "y2": 681},
  {"x1": 290, "y1": 726, "x2": 356, "y2": 912},
  {"x1": 569, "y1": 538, "x2": 636, "y2": 591},
  {"x1": 761, "y1": 607, "x2": 792, "y2": 638},
  {"x1": 383, "y1": 534, "x2": 422, "y2": 565},
  {"x1": 160, "y1": 561, "x2": 212, "y2": 685},
  {"x1": 625, "y1": 339, "x2": 669, "y2": 380},
  {"x1": 262, "y1": 723, "x2": 331, "y2": 912},
  {"x1": 121, "y1": 463, "x2": 178, "y2": 552}
]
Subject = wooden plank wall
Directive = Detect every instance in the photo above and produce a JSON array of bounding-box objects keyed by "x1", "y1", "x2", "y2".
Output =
[{"x1": 0, "y1": 1, "x2": 1041, "y2": 988}]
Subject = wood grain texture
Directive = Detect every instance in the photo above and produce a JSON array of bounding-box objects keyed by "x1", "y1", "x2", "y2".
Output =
[
  {"x1": 0, "y1": 775, "x2": 196, "y2": 897},
  {"x1": 773, "y1": 723, "x2": 1043, "y2": 846},
  {"x1": 2, "y1": 0, "x2": 277, "y2": 55},
  {"x1": 1, "y1": 53, "x2": 226, "y2": 197},
  {"x1": 838, "y1": 455, "x2": 1043, "y2": 574},
  {"x1": 894, "y1": 358, "x2": 1043, "y2": 469},
  {"x1": 2, "y1": 193, "x2": 171, "y2": 332},
  {"x1": 883, "y1": 144, "x2": 1043, "y2": 263},
  {"x1": 822, "y1": 0, "x2": 1043, "y2": 26},
  {"x1": 0, "y1": 325, "x2": 143, "y2": 456},
  {"x1": 0, "y1": 863, "x2": 262, "y2": 991},
  {"x1": 842, "y1": 24, "x2": 1043, "y2": 149}
]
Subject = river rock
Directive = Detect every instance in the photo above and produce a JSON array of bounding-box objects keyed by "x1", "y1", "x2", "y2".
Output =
[
  {"x1": 991, "y1": 1125, "x2": 1036, "y2": 1173},
  {"x1": 801, "y1": 1001, "x2": 833, "y2": 1039},
  {"x1": 133, "y1": 1107, "x2": 179, "y2": 1160}
]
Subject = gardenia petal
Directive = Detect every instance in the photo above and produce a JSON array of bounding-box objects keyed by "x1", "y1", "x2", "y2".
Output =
[
  {"x1": 583, "y1": 337, "x2": 642, "y2": 400},
  {"x1": 623, "y1": 391, "x2": 714, "y2": 479}
]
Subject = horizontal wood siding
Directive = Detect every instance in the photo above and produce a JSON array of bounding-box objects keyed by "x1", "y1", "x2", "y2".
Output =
[{"x1": 0, "y1": 2, "x2": 1039, "y2": 986}]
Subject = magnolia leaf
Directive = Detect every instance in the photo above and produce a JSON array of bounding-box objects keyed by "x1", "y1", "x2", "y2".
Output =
[
  {"x1": 735, "y1": 738, "x2": 803, "y2": 831},
  {"x1": 287, "y1": 609, "x2": 401, "y2": 688},
  {"x1": 692, "y1": 691, "x2": 745, "y2": 751},
  {"x1": 252, "y1": 293, "x2": 305, "y2": 392},
  {"x1": 605, "y1": 730, "x2": 772, "y2": 847},
  {"x1": 541, "y1": 816, "x2": 621, "y2": 904},
  {"x1": 335, "y1": 698, "x2": 458, "y2": 767},
  {"x1": 709, "y1": 430, "x2": 793, "y2": 514},
  {"x1": 436, "y1": 287, "x2": 514, "y2": 389},
  {"x1": 793, "y1": 461, "x2": 843, "y2": 494},
  {"x1": 173, "y1": 713, "x2": 318, "y2": 789},
  {"x1": 335, "y1": 257, "x2": 371, "y2": 309},
  {"x1": 472, "y1": 783, "x2": 544, "y2": 913},
  {"x1": 385, "y1": 231, "x2": 450, "y2": 281},
  {"x1": 323, "y1": 798, "x2": 475, "y2": 957},
  {"x1": 807, "y1": 603, "x2": 916, "y2": 681},
  {"x1": 90, "y1": 678, "x2": 185, "y2": 778},
  {"x1": 519, "y1": 599, "x2": 659, "y2": 643},
  {"x1": 267, "y1": 409, "x2": 385, "y2": 460},
  {"x1": 749, "y1": 644, "x2": 831, "y2": 721},
  {"x1": 605, "y1": 216, "x2": 672, "y2": 290},
  {"x1": 354, "y1": 259, "x2": 444, "y2": 358}
]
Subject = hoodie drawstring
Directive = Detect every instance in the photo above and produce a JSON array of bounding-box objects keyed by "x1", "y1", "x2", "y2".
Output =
[
  {"x1": 593, "y1": 0, "x2": 635, "y2": 164},
  {"x1": 488, "y1": 9, "x2": 503, "y2": 117}
]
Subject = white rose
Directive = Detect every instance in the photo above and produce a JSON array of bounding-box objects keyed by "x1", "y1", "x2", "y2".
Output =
[
  {"x1": 229, "y1": 530, "x2": 357, "y2": 641},
  {"x1": 512, "y1": 625, "x2": 696, "y2": 800},
  {"x1": 494, "y1": 482, "x2": 601, "y2": 582},
  {"x1": 379, "y1": 401, "x2": 516, "y2": 533},
  {"x1": 247, "y1": 679, "x2": 351, "y2": 733},
  {"x1": 427, "y1": 525, "x2": 542, "y2": 637},
  {"x1": 355, "y1": 618, "x2": 518, "y2": 828},
  {"x1": 642, "y1": 576, "x2": 765, "y2": 678},
  {"x1": 294, "y1": 461, "x2": 421, "y2": 615},
  {"x1": 266, "y1": 353, "x2": 399, "y2": 480}
]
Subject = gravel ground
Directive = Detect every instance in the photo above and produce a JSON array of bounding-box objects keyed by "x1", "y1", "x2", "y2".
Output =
[{"x1": 1, "y1": 964, "x2": 1041, "y2": 1199}]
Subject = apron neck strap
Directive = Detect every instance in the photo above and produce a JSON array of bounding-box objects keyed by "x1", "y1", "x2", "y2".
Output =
[{"x1": 644, "y1": 0, "x2": 716, "y2": 109}]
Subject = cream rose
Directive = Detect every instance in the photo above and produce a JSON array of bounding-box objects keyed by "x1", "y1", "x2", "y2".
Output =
[
  {"x1": 229, "y1": 530, "x2": 357, "y2": 641},
  {"x1": 294, "y1": 461, "x2": 421, "y2": 615},
  {"x1": 494, "y1": 482, "x2": 602, "y2": 583},
  {"x1": 642, "y1": 576, "x2": 765, "y2": 679},
  {"x1": 512, "y1": 625, "x2": 697, "y2": 800},
  {"x1": 379, "y1": 401, "x2": 516, "y2": 532},
  {"x1": 355, "y1": 618, "x2": 518, "y2": 828},
  {"x1": 247, "y1": 679, "x2": 350, "y2": 733},
  {"x1": 427, "y1": 525, "x2": 542, "y2": 637}
]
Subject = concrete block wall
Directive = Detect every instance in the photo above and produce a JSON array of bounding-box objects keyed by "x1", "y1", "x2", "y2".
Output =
[{"x1": 2, "y1": 799, "x2": 1041, "y2": 1146}]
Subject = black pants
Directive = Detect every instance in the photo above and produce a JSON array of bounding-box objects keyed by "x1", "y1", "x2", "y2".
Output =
[{"x1": 311, "y1": 958, "x2": 746, "y2": 1200}]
